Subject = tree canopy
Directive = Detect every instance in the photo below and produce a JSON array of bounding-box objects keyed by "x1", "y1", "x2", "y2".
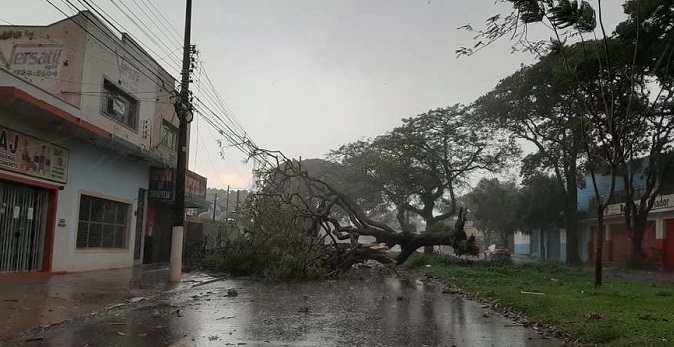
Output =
[{"x1": 330, "y1": 104, "x2": 519, "y2": 234}]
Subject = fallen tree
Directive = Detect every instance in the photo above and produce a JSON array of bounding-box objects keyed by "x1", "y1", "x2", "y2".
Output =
[{"x1": 246, "y1": 149, "x2": 479, "y2": 274}]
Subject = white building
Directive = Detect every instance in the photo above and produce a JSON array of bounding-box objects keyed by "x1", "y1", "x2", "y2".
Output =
[{"x1": 0, "y1": 11, "x2": 194, "y2": 274}]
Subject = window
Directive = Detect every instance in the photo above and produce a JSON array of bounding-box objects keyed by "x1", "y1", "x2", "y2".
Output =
[
  {"x1": 77, "y1": 195, "x2": 130, "y2": 249},
  {"x1": 100, "y1": 79, "x2": 139, "y2": 130},
  {"x1": 161, "y1": 121, "x2": 178, "y2": 150}
]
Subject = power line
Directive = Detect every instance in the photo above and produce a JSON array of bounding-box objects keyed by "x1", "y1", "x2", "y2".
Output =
[
  {"x1": 109, "y1": 0, "x2": 183, "y2": 68},
  {"x1": 141, "y1": 0, "x2": 184, "y2": 41},
  {"x1": 200, "y1": 121, "x2": 251, "y2": 189},
  {"x1": 79, "y1": 0, "x2": 182, "y2": 76},
  {"x1": 131, "y1": 0, "x2": 183, "y2": 48},
  {"x1": 195, "y1": 57, "x2": 248, "y2": 136},
  {"x1": 44, "y1": 0, "x2": 177, "y2": 92},
  {"x1": 192, "y1": 108, "x2": 199, "y2": 170},
  {"x1": 45, "y1": 0, "x2": 273, "y2": 171},
  {"x1": 5, "y1": 5, "x2": 186, "y2": 173},
  {"x1": 0, "y1": 14, "x2": 158, "y2": 71},
  {"x1": 76, "y1": 0, "x2": 182, "y2": 78}
]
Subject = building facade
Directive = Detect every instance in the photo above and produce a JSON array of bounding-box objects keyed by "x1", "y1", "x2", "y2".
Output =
[
  {"x1": 514, "y1": 159, "x2": 674, "y2": 270},
  {"x1": 578, "y1": 171, "x2": 674, "y2": 270},
  {"x1": 0, "y1": 12, "x2": 202, "y2": 274},
  {"x1": 514, "y1": 229, "x2": 570, "y2": 262}
]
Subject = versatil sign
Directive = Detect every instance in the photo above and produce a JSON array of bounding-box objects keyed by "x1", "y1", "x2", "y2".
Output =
[{"x1": 0, "y1": 126, "x2": 69, "y2": 184}]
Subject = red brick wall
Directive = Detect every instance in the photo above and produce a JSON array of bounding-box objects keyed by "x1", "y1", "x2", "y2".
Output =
[
  {"x1": 665, "y1": 219, "x2": 674, "y2": 270},
  {"x1": 591, "y1": 221, "x2": 662, "y2": 267},
  {"x1": 608, "y1": 224, "x2": 632, "y2": 264}
]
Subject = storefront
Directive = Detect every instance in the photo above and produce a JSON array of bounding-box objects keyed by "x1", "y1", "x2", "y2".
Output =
[
  {"x1": 0, "y1": 126, "x2": 64, "y2": 274},
  {"x1": 583, "y1": 195, "x2": 674, "y2": 270},
  {"x1": 143, "y1": 168, "x2": 208, "y2": 264},
  {"x1": 0, "y1": 105, "x2": 149, "y2": 274}
]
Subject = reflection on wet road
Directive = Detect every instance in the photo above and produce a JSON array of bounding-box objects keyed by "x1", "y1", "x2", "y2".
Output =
[{"x1": 7, "y1": 272, "x2": 561, "y2": 347}]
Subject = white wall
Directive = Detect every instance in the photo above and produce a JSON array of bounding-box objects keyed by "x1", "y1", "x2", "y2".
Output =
[
  {"x1": 513, "y1": 231, "x2": 530, "y2": 255},
  {"x1": 1, "y1": 107, "x2": 149, "y2": 272},
  {"x1": 51, "y1": 138, "x2": 149, "y2": 272},
  {"x1": 79, "y1": 12, "x2": 178, "y2": 164},
  {"x1": 0, "y1": 17, "x2": 87, "y2": 108},
  {"x1": 1, "y1": 13, "x2": 178, "y2": 166}
]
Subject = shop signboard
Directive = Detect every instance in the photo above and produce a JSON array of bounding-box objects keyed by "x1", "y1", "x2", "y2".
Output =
[
  {"x1": 148, "y1": 168, "x2": 208, "y2": 207},
  {"x1": 149, "y1": 168, "x2": 174, "y2": 200},
  {"x1": 0, "y1": 126, "x2": 69, "y2": 183},
  {"x1": 604, "y1": 194, "x2": 674, "y2": 216}
]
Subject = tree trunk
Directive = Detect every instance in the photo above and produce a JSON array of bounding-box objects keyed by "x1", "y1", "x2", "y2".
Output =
[
  {"x1": 565, "y1": 156, "x2": 582, "y2": 265},
  {"x1": 423, "y1": 219, "x2": 436, "y2": 255},
  {"x1": 594, "y1": 212, "x2": 604, "y2": 288},
  {"x1": 628, "y1": 217, "x2": 646, "y2": 269},
  {"x1": 396, "y1": 206, "x2": 411, "y2": 233},
  {"x1": 564, "y1": 179, "x2": 582, "y2": 265},
  {"x1": 540, "y1": 229, "x2": 547, "y2": 261},
  {"x1": 565, "y1": 212, "x2": 582, "y2": 265},
  {"x1": 423, "y1": 245, "x2": 434, "y2": 254}
]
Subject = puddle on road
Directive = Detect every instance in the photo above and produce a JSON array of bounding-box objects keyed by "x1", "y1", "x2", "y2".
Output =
[{"x1": 10, "y1": 273, "x2": 561, "y2": 347}]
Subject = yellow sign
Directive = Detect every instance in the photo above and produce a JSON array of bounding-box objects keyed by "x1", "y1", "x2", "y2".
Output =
[{"x1": 0, "y1": 126, "x2": 69, "y2": 184}]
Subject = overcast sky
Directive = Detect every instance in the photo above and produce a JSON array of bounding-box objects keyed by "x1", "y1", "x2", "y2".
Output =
[{"x1": 3, "y1": 0, "x2": 626, "y2": 190}]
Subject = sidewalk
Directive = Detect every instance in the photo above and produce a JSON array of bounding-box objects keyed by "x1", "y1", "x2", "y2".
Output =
[{"x1": 0, "y1": 265, "x2": 215, "y2": 341}]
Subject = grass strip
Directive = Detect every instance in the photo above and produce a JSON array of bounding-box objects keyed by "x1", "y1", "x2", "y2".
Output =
[{"x1": 406, "y1": 254, "x2": 674, "y2": 347}]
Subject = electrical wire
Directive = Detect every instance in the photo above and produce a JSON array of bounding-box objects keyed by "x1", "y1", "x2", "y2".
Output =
[
  {"x1": 192, "y1": 108, "x2": 199, "y2": 170},
  {"x1": 44, "y1": 0, "x2": 178, "y2": 92},
  {"x1": 76, "y1": 0, "x2": 182, "y2": 78},
  {"x1": 131, "y1": 0, "x2": 183, "y2": 48},
  {"x1": 0, "y1": 15, "x2": 166, "y2": 72},
  {"x1": 140, "y1": 0, "x2": 183, "y2": 41},
  {"x1": 40, "y1": 0, "x2": 274, "y2": 176},
  {"x1": 108, "y1": 0, "x2": 183, "y2": 68}
]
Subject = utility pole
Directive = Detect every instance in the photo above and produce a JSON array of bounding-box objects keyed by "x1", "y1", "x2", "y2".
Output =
[
  {"x1": 235, "y1": 189, "x2": 240, "y2": 226},
  {"x1": 212, "y1": 194, "x2": 218, "y2": 223},
  {"x1": 224, "y1": 185, "x2": 230, "y2": 223},
  {"x1": 213, "y1": 193, "x2": 219, "y2": 247},
  {"x1": 170, "y1": 0, "x2": 193, "y2": 283}
]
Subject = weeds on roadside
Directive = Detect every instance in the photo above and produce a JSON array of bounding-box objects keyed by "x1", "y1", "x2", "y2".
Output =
[{"x1": 407, "y1": 254, "x2": 674, "y2": 347}]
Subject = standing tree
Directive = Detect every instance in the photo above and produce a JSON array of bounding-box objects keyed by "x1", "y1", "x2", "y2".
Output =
[
  {"x1": 461, "y1": 0, "x2": 674, "y2": 284},
  {"x1": 609, "y1": 0, "x2": 674, "y2": 268},
  {"x1": 517, "y1": 173, "x2": 566, "y2": 234},
  {"x1": 331, "y1": 104, "x2": 519, "y2": 254},
  {"x1": 467, "y1": 178, "x2": 521, "y2": 249},
  {"x1": 473, "y1": 57, "x2": 586, "y2": 265}
]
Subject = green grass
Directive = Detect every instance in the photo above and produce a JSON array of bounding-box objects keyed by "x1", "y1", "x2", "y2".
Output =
[{"x1": 406, "y1": 255, "x2": 674, "y2": 347}]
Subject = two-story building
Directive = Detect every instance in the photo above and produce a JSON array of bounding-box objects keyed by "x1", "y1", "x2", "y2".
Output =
[
  {"x1": 0, "y1": 11, "x2": 205, "y2": 274},
  {"x1": 578, "y1": 160, "x2": 674, "y2": 270},
  {"x1": 513, "y1": 158, "x2": 674, "y2": 270}
]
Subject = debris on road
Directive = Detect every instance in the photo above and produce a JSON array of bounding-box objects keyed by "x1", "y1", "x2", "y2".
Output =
[
  {"x1": 216, "y1": 316, "x2": 236, "y2": 320},
  {"x1": 520, "y1": 291, "x2": 545, "y2": 296}
]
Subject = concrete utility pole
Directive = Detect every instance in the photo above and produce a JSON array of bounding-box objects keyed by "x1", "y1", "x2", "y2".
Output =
[
  {"x1": 213, "y1": 193, "x2": 220, "y2": 247},
  {"x1": 235, "y1": 190, "x2": 240, "y2": 226},
  {"x1": 225, "y1": 185, "x2": 230, "y2": 223},
  {"x1": 212, "y1": 194, "x2": 218, "y2": 223},
  {"x1": 170, "y1": 0, "x2": 193, "y2": 283}
]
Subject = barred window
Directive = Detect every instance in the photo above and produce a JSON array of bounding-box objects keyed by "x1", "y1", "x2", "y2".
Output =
[
  {"x1": 100, "y1": 79, "x2": 139, "y2": 130},
  {"x1": 161, "y1": 121, "x2": 178, "y2": 150},
  {"x1": 76, "y1": 195, "x2": 130, "y2": 249}
]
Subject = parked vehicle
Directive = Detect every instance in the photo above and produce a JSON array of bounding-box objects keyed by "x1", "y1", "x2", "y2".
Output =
[{"x1": 484, "y1": 244, "x2": 511, "y2": 260}]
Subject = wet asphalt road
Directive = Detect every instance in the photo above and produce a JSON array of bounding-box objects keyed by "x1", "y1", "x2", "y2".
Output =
[{"x1": 4, "y1": 270, "x2": 561, "y2": 347}]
